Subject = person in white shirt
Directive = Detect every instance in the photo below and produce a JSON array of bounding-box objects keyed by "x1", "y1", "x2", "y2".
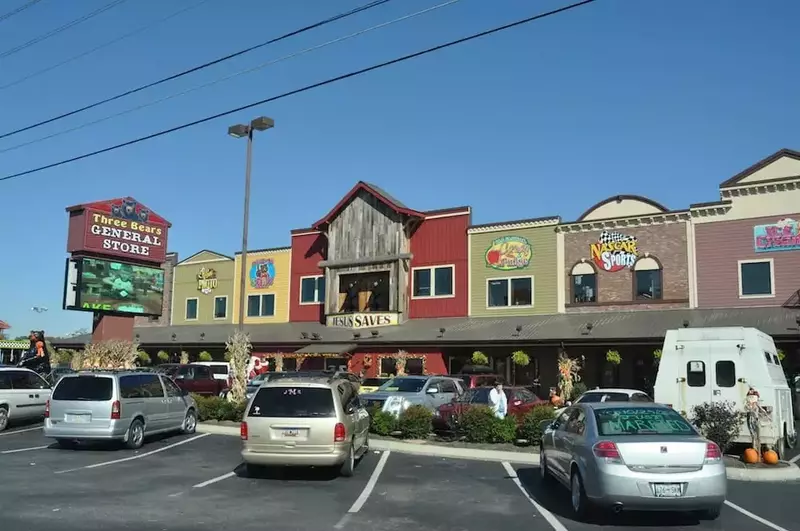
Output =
[{"x1": 488, "y1": 380, "x2": 508, "y2": 419}]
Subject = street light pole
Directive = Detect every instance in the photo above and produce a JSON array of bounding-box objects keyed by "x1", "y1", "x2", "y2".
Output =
[{"x1": 228, "y1": 117, "x2": 274, "y2": 331}]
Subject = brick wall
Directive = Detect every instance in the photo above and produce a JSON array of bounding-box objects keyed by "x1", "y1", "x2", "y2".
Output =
[{"x1": 134, "y1": 252, "x2": 178, "y2": 327}]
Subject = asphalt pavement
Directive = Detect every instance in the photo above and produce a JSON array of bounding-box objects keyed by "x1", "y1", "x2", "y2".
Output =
[{"x1": 0, "y1": 421, "x2": 796, "y2": 531}]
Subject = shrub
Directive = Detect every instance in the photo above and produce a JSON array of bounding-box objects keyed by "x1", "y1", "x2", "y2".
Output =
[
  {"x1": 370, "y1": 409, "x2": 397, "y2": 436},
  {"x1": 397, "y1": 405, "x2": 432, "y2": 439},
  {"x1": 491, "y1": 415, "x2": 518, "y2": 444},
  {"x1": 136, "y1": 351, "x2": 151, "y2": 366},
  {"x1": 157, "y1": 350, "x2": 169, "y2": 363},
  {"x1": 198, "y1": 351, "x2": 213, "y2": 362},
  {"x1": 53, "y1": 348, "x2": 77, "y2": 367},
  {"x1": 689, "y1": 400, "x2": 744, "y2": 452},
  {"x1": 569, "y1": 382, "x2": 588, "y2": 401},
  {"x1": 459, "y1": 406, "x2": 497, "y2": 443},
  {"x1": 471, "y1": 351, "x2": 488, "y2": 365},
  {"x1": 518, "y1": 405, "x2": 557, "y2": 444},
  {"x1": 192, "y1": 394, "x2": 247, "y2": 423}
]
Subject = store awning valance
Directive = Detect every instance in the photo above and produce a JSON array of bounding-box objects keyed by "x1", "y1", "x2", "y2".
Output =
[{"x1": 294, "y1": 343, "x2": 357, "y2": 355}]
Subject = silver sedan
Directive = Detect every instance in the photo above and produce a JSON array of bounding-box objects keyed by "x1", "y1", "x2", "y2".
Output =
[{"x1": 539, "y1": 402, "x2": 726, "y2": 521}]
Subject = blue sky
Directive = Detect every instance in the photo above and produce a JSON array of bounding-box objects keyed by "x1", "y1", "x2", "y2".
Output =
[{"x1": 1, "y1": 0, "x2": 798, "y2": 337}]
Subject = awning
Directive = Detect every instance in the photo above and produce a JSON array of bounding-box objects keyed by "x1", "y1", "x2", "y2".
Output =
[{"x1": 294, "y1": 343, "x2": 357, "y2": 355}]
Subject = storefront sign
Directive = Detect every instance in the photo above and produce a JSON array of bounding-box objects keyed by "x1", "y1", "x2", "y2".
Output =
[
  {"x1": 70, "y1": 198, "x2": 169, "y2": 263},
  {"x1": 590, "y1": 230, "x2": 638, "y2": 272},
  {"x1": 326, "y1": 312, "x2": 399, "y2": 329},
  {"x1": 485, "y1": 236, "x2": 532, "y2": 270},
  {"x1": 250, "y1": 258, "x2": 275, "y2": 289},
  {"x1": 197, "y1": 268, "x2": 218, "y2": 294},
  {"x1": 754, "y1": 218, "x2": 800, "y2": 253}
]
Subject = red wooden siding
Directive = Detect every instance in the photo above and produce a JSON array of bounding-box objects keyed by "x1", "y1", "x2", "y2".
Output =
[
  {"x1": 695, "y1": 214, "x2": 800, "y2": 308},
  {"x1": 409, "y1": 211, "x2": 470, "y2": 318},
  {"x1": 289, "y1": 230, "x2": 327, "y2": 322},
  {"x1": 354, "y1": 350, "x2": 447, "y2": 377}
]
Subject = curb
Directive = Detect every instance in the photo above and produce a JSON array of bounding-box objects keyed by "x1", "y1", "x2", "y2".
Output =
[
  {"x1": 725, "y1": 462, "x2": 800, "y2": 482},
  {"x1": 197, "y1": 423, "x2": 540, "y2": 465}
]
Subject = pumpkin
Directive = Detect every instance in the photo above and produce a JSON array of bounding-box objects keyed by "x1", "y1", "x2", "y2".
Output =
[
  {"x1": 763, "y1": 449, "x2": 779, "y2": 465},
  {"x1": 743, "y1": 448, "x2": 759, "y2": 464}
]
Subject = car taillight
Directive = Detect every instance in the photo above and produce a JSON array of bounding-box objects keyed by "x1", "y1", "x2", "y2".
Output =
[
  {"x1": 240, "y1": 422, "x2": 248, "y2": 440},
  {"x1": 705, "y1": 442, "x2": 722, "y2": 462},
  {"x1": 334, "y1": 422, "x2": 346, "y2": 442},
  {"x1": 593, "y1": 441, "x2": 622, "y2": 462},
  {"x1": 44, "y1": 400, "x2": 50, "y2": 418},
  {"x1": 111, "y1": 400, "x2": 121, "y2": 420}
]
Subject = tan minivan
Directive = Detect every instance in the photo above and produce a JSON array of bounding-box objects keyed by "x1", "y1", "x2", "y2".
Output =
[{"x1": 241, "y1": 377, "x2": 369, "y2": 477}]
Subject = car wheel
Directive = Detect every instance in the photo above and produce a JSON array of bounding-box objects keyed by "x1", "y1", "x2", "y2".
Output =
[
  {"x1": 339, "y1": 443, "x2": 355, "y2": 477},
  {"x1": 570, "y1": 469, "x2": 591, "y2": 520},
  {"x1": 56, "y1": 438, "x2": 77, "y2": 449},
  {"x1": 125, "y1": 419, "x2": 145, "y2": 450},
  {"x1": 182, "y1": 409, "x2": 197, "y2": 434},
  {"x1": 698, "y1": 505, "x2": 722, "y2": 520},
  {"x1": 539, "y1": 450, "x2": 554, "y2": 484},
  {"x1": 0, "y1": 406, "x2": 8, "y2": 432}
]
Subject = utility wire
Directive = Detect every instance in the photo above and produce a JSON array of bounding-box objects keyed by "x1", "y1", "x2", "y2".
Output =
[
  {"x1": 0, "y1": 0, "x2": 460, "y2": 155},
  {"x1": 0, "y1": 0, "x2": 128, "y2": 60},
  {"x1": 0, "y1": 0, "x2": 213, "y2": 91},
  {"x1": 0, "y1": 0, "x2": 392, "y2": 141},
  {"x1": 0, "y1": 0, "x2": 598, "y2": 183},
  {"x1": 0, "y1": 0, "x2": 44, "y2": 24}
]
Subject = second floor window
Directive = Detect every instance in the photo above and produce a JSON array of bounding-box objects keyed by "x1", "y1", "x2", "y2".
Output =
[
  {"x1": 247, "y1": 294, "x2": 275, "y2": 317},
  {"x1": 570, "y1": 262, "x2": 597, "y2": 304}
]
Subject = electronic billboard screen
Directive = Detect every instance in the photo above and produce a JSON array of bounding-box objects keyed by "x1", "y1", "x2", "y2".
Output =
[{"x1": 75, "y1": 257, "x2": 164, "y2": 316}]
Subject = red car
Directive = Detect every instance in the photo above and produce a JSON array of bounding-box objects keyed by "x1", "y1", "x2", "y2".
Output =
[
  {"x1": 456, "y1": 373, "x2": 504, "y2": 389},
  {"x1": 434, "y1": 386, "x2": 547, "y2": 431}
]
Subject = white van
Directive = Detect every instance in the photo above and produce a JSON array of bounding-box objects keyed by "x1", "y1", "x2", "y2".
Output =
[{"x1": 654, "y1": 327, "x2": 796, "y2": 458}]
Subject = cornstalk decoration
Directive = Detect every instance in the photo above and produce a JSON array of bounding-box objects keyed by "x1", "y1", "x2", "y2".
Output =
[
  {"x1": 274, "y1": 354, "x2": 284, "y2": 372},
  {"x1": 226, "y1": 331, "x2": 252, "y2": 403},
  {"x1": 395, "y1": 350, "x2": 408, "y2": 376},
  {"x1": 557, "y1": 351, "x2": 583, "y2": 401}
]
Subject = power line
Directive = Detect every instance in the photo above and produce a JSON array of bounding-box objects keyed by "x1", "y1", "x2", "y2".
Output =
[
  {"x1": 0, "y1": 0, "x2": 392, "y2": 141},
  {"x1": 0, "y1": 0, "x2": 460, "y2": 155},
  {"x1": 0, "y1": 0, "x2": 128, "y2": 60},
  {"x1": 0, "y1": 0, "x2": 44, "y2": 24},
  {"x1": 0, "y1": 0, "x2": 213, "y2": 91},
  {"x1": 0, "y1": 0, "x2": 598, "y2": 183}
]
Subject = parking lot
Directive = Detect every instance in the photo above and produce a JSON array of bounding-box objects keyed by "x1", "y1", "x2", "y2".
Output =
[{"x1": 0, "y1": 422, "x2": 796, "y2": 531}]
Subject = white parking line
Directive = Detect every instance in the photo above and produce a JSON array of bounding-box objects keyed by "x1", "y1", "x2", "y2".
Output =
[
  {"x1": 502, "y1": 461, "x2": 569, "y2": 531},
  {"x1": 193, "y1": 471, "x2": 236, "y2": 488},
  {"x1": 1, "y1": 445, "x2": 49, "y2": 454},
  {"x1": 334, "y1": 451, "x2": 391, "y2": 530},
  {"x1": 0, "y1": 426, "x2": 43, "y2": 437},
  {"x1": 725, "y1": 500, "x2": 790, "y2": 531},
  {"x1": 788, "y1": 453, "x2": 800, "y2": 464},
  {"x1": 54, "y1": 433, "x2": 210, "y2": 474}
]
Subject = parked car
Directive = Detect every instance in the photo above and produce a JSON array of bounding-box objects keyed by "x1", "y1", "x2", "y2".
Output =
[
  {"x1": 242, "y1": 370, "x2": 359, "y2": 400},
  {"x1": 433, "y1": 386, "x2": 546, "y2": 432},
  {"x1": 555, "y1": 388, "x2": 653, "y2": 417},
  {"x1": 191, "y1": 361, "x2": 230, "y2": 383},
  {"x1": 240, "y1": 376, "x2": 369, "y2": 477},
  {"x1": 456, "y1": 373, "x2": 504, "y2": 389},
  {"x1": 539, "y1": 402, "x2": 725, "y2": 520},
  {"x1": 359, "y1": 377, "x2": 390, "y2": 394},
  {"x1": 159, "y1": 364, "x2": 228, "y2": 396},
  {"x1": 360, "y1": 375, "x2": 464, "y2": 416},
  {"x1": 0, "y1": 366, "x2": 52, "y2": 432},
  {"x1": 43, "y1": 370, "x2": 197, "y2": 449}
]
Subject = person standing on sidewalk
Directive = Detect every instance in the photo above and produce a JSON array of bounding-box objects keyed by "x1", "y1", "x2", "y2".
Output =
[{"x1": 489, "y1": 380, "x2": 508, "y2": 419}]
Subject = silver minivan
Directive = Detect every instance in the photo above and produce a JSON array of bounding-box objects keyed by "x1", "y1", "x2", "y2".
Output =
[
  {"x1": 44, "y1": 370, "x2": 197, "y2": 449},
  {"x1": 0, "y1": 367, "x2": 52, "y2": 432}
]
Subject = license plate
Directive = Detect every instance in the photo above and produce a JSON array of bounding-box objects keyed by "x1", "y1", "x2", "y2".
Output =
[
  {"x1": 652, "y1": 483, "x2": 682, "y2": 497},
  {"x1": 65, "y1": 414, "x2": 90, "y2": 423},
  {"x1": 282, "y1": 429, "x2": 299, "y2": 438}
]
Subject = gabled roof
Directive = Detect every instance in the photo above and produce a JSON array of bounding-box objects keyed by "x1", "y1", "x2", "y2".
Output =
[
  {"x1": 576, "y1": 195, "x2": 669, "y2": 222},
  {"x1": 311, "y1": 181, "x2": 424, "y2": 230},
  {"x1": 177, "y1": 250, "x2": 234, "y2": 265},
  {"x1": 719, "y1": 148, "x2": 800, "y2": 188},
  {"x1": 65, "y1": 196, "x2": 171, "y2": 227}
]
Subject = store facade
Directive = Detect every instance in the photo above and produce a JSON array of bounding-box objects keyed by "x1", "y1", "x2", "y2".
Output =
[
  {"x1": 233, "y1": 247, "x2": 291, "y2": 324},
  {"x1": 171, "y1": 251, "x2": 235, "y2": 325}
]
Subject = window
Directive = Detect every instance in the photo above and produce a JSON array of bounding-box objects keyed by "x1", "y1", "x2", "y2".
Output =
[
  {"x1": 715, "y1": 361, "x2": 736, "y2": 388},
  {"x1": 406, "y1": 358, "x2": 424, "y2": 376},
  {"x1": 54, "y1": 376, "x2": 113, "y2": 401},
  {"x1": 412, "y1": 265, "x2": 454, "y2": 298},
  {"x1": 594, "y1": 407, "x2": 696, "y2": 436},
  {"x1": 439, "y1": 379, "x2": 457, "y2": 393},
  {"x1": 575, "y1": 392, "x2": 631, "y2": 403},
  {"x1": 686, "y1": 361, "x2": 706, "y2": 387},
  {"x1": 185, "y1": 298, "x2": 198, "y2": 320},
  {"x1": 487, "y1": 277, "x2": 533, "y2": 308},
  {"x1": 739, "y1": 259, "x2": 774, "y2": 297},
  {"x1": 248, "y1": 387, "x2": 335, "y2": 418},
  {"x1": 633, "y1": 257, "x2": 662, "y2": 300},
  {"x1": 300, "y1": 276, "x2": 325, "y2": 304},
  {"x1": 213, "y1": 296, "x2": 227, "y2": 319},
  {"x1": 565, "y1": 409, "x2": 586, "y2": 435},
  {"x1": 764, "y1": 352, "x2": 773, "y2": 364},
  {"x1": 8, "y1": 370, "x2": 49, "y2": 390},
  {"x1": 192, "y1": 366, "x2": 212, "y2": 380},
  {"x1": 630, "y1": 393, "x2": 653, "y2": 402},
  {"x1": 773, "y1": 354, "x2": 780, "y2": 365},
  {"x1": 162, "y1": 377, "x2": 183, "y2": 398},
  {"x1": 570, "y1": 263, "x2": 597, "y2": 304},
  {"x1": 247, "y1": 294, "x2": 275, "y2": 317}
]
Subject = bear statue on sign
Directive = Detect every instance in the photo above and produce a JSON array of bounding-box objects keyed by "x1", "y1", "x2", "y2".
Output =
[{"x1": 17, "y1": 330, "x2": 51, "y2": 377}]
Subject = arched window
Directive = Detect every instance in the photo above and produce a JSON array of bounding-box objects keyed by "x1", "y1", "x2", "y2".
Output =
[
  {"x1": 570, "y1": 261, "x2": 597, "y2": 303},
  {"x1": 633, "y1": 256, "x2": 662, "y2": 300}
]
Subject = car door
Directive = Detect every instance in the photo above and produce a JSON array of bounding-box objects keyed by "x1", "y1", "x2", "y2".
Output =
[
  {"x1": 6, "y1": 370, "x2": 42, "y2": 420},
  {"x1": 559, "y1": 407, "x2": 588, "y2": 473},
  {"x1": 550, "y1": 408, "x2": 577, "y2": 480},
  {"x1": 162, "y1": 376, "x2": 187, "y2": 428},
  {"x1": 23, "y1": 370, "x2": 51, "y2": 416},
  {"x1": 192, "y1": 365, "x2": 216, "y2": 395},
  {"x1": 438, "y1": 379, "x2": 458, "y2": 408},
  {"x1": 138, "y1": 373, "x2": 169, "y2": 433}
]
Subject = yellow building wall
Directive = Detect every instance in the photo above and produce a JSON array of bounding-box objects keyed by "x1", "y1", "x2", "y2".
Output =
[{"x1": 232, "y1": 248, "x2": 291, "y2": 324}]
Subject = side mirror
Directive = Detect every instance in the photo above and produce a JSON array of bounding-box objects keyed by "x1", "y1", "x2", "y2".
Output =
[
  {"x1": 539, "y1": 419, "x2": 554, "y2": 433},
  {"x1": 426, "y1": 387, "x2": 439, "y2": 394}
]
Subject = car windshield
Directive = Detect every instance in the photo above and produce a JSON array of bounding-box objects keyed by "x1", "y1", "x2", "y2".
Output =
[
  {"x1": 209, "y1": 366, "x2": 228, "y2": 375},
  {"x1": 248, "y1": 373, "x2": 270, "y2": 385},
  {"x1": 361, "y1": 378, "x2": 388, "y2": 387},
  {"x1": 380, "y1": 377, "x2": 426, "y2": 393},
  {"x1": 268, "y1": 371, "x2": 326, "y2": 381},
  {"x1": 576, "y1": 392, "x2": 631, "y2": 403},
  {"x1": 248, "y1": 387, "x2": 335, "y2": 418},
  {"x1": 53, "y1": 376, "x2": 113, "y2": 401},
  {"x1": 594, "y1": 407, "x2": 697, "y2": 436}
]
